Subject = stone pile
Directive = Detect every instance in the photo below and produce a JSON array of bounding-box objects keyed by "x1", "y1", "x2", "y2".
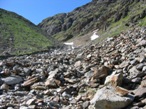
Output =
[{"x1": 0, "y1": 27, "x2": 146, "y2": 109}]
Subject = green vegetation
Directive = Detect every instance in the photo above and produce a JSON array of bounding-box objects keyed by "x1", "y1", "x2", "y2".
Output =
[
  {"x1": 0, "y1": 8, "x2": 53, "y2": 56},
  {"x1": 138, "y1": 17, "x2": 146, "y2": 26},
  {"x1": 98, "y1": 1, "x2": 146, "y2": 43},
  {"x1": 39, "y1": 0, "x2": 146, "y2": 43}
]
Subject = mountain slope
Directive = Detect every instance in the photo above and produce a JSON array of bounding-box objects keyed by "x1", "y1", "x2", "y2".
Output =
[
  {"x1": 39, "y1": 0, "x2": 146, "y2": 42},
  {"x1": 0, "y1": 8, "x2": 54, "y2": 56}
]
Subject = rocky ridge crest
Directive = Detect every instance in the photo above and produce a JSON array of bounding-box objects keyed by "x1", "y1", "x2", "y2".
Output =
[{"x1": 39, "y1": 0, "x2": 146, "y2": 41}]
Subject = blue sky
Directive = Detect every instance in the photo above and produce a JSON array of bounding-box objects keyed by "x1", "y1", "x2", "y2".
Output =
[{"x1": 0, "y1": 0, "x2": 91, "y2": 24}]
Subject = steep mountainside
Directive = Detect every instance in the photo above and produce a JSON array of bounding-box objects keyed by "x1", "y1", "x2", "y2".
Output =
[
  {"x1": 39, "y1": 0, "x2": 146, "y2": 42},
  {"x1": 0, "y1": 8, "x2": 54, "y2": 56},
  {"x1": 0, "y1": 27, "x2": 146, "y2": 109}
]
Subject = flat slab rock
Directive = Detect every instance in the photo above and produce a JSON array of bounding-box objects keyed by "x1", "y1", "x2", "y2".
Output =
[
  {"x1": 90, "y1": 86, "x2": 134, "y2": 109},
  {"x1": 1, "y1": 75, "x2": 23, "y2": 85}
]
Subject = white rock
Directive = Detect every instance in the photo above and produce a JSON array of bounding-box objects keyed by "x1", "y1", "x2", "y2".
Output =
[
  {"x1": 26, "y1": 98, "x2": 36, "y2": 105},
  {"x1": 87, "y1": 54, "x2": 92, "y2": 59},
  {"x1": 142, "y1": 66, "x2": 146, "y2": 72},
  {"x1": 19, "y1": 106, "x2": 29, "y2": 109},
  {"x1": 7, "y1": 107, "x2": 14, "y2": 109},
  {"x1": 74, "y1": 61, "x2": 81, "y2": 67}
]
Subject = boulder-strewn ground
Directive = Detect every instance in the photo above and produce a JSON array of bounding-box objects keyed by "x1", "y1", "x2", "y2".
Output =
[{"x1": 0, "y1": 27, "x2": 146, "y2": 109}]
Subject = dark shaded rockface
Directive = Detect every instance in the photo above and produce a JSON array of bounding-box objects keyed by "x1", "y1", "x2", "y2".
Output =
[
  {"x1": 39, "y1": 0, "x2": 146, "y2": 41},
  {"x1": 0, "y1": 27, "x2": 146, "y2": 109},
  {"x1": 0, "y1": 8, "x2": 55, "y2": 56}
]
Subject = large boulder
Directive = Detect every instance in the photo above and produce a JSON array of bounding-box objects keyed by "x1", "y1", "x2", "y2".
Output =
[{"x1": 90, "y1": 85, "x2": 134, "y2": 109}]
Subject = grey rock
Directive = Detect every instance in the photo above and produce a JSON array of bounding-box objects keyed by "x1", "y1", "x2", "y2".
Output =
[
  {"x1": 130, "y1": 106, "x2": 139, "y2": 109},
  {"x1": 26, "y1": 98, "x2": 36, "y2": 105},
  {"x1": 45, "y1": 78, "x2": 59, "y2": 88},
  {"x1": 0, "y1": 83, "x2": 9, "y2": 91},
  {"x1": 36, "y1": 68, "x2": 43, "y2": 73},
  {"x1": 48, "y1": 101, "x2": 61, "y2": 109},
  {"x1": 48, "y1": 69, "x2": 59, "y2": 79},
  {"x1": 118, "y1": 61, "x2": 129, "y2": 68},
  {"x1": 142, "y1": 66, "x2": 146, "y2": 72},
  {"x1": 131, "y1": 77, "x2": 141, "y2": 83},
  {"x1": 142, "y1": 98, "x2": 146, "y2": 104},
  {"x1": 70, "y1": 99, "x2": 77, "y2": 104},
  {"x1": 62, "y1": 92, "x2": 72, "y2": 98},
  {"x1": 104, "y1": 72, "x2": 123, "y2": 86},
  {"x1": 0, "y1": 89, "x2": 3, "y2": 95},
  {"x1": 134, "y1": 87, "x2": 146, "y2": 97},
  {"x1": 137, "y1": 40, "x2": 146, "y2": 47},
  {"x1": 85, "y1": 71, "x2": 94, "y2": 78},
  {"x1": 130, "y1": 60, "x2": 139, "y2": 65},
  {"x1": 141, "y1": 77, "x2": 146, "y2": 87},
  {"x1": 136, "y1": 63, "x2": 144, "y2": 70},
  {"x1": 74, "y1": 61, "x2": 81, "y2": 67},
  {"x1": 90, "y1": 86, "x2": 134, "y2": 109},
  {"x1": 28, "y1": 105, "x2": 36, "y2": 109},
  {"x1": 0, "y1": 61, "x2": 3, "y2": 66},
  {"x1": 138, "y1": 55, "x2": 145, "y2": 63},
  {"x1": 23, "y1": 68, "x2": 31, "y2": 75},
  {"x1": 0, "y1": 78, "x2": 3, "y2": 86},
  {"x1": 1, "y1": 76, "x2": 23, "y2": 85},
  {"x1": 19, "y1": 106, "x2": 29, "y2": 109},
  {"x1": 129, "y1": 66, "x2": 144, "y2": 79},
  {"x1": 7, "y1": 107, "x2": 14, "y2": 109},
  {"x1": 14, "y1": 84, "x2": 21, "y2": 91},
  {"x1": 141, "y1": 27, "x2": 146, "y2": 33},
  {"x1": 133, "y1": 49, "x2": 142, "y2": 54},
  {"x1": 143, "y1": 105, "x2": 146, "y2": 109},
  {"x1": 82, "y1": 101, "x2": 90, "y2": 109},
  {"x1": 88, "y1": 105, "x2": 95, "y2": 109}
]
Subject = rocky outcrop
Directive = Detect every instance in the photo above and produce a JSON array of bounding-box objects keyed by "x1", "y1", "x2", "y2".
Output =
[
  {"x1": 0, "y1": 27, "x2": 146, "y2": 108},
  {"x1": 39, "y1": 0, "x2": 146, "y2": 41}
]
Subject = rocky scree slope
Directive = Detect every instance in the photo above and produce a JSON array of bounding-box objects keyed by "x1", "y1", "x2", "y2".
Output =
[
  {"x1": 0, "y1": 8, "x2": 54, "y2": 56},
  {"x1": 0, "y1": 27, "x2": 146, "y2": 109},
  {"x1": 39, "y1": 0, "x2": 146, "y2": 42}
]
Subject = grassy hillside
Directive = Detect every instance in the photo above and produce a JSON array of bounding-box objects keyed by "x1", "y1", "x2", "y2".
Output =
[
  {"x1": 39, "y1": 0, "x2": 146, "y2": 42},
  {"x1": 0, "y1": 8, "x2": 54, "y2": 56}
]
